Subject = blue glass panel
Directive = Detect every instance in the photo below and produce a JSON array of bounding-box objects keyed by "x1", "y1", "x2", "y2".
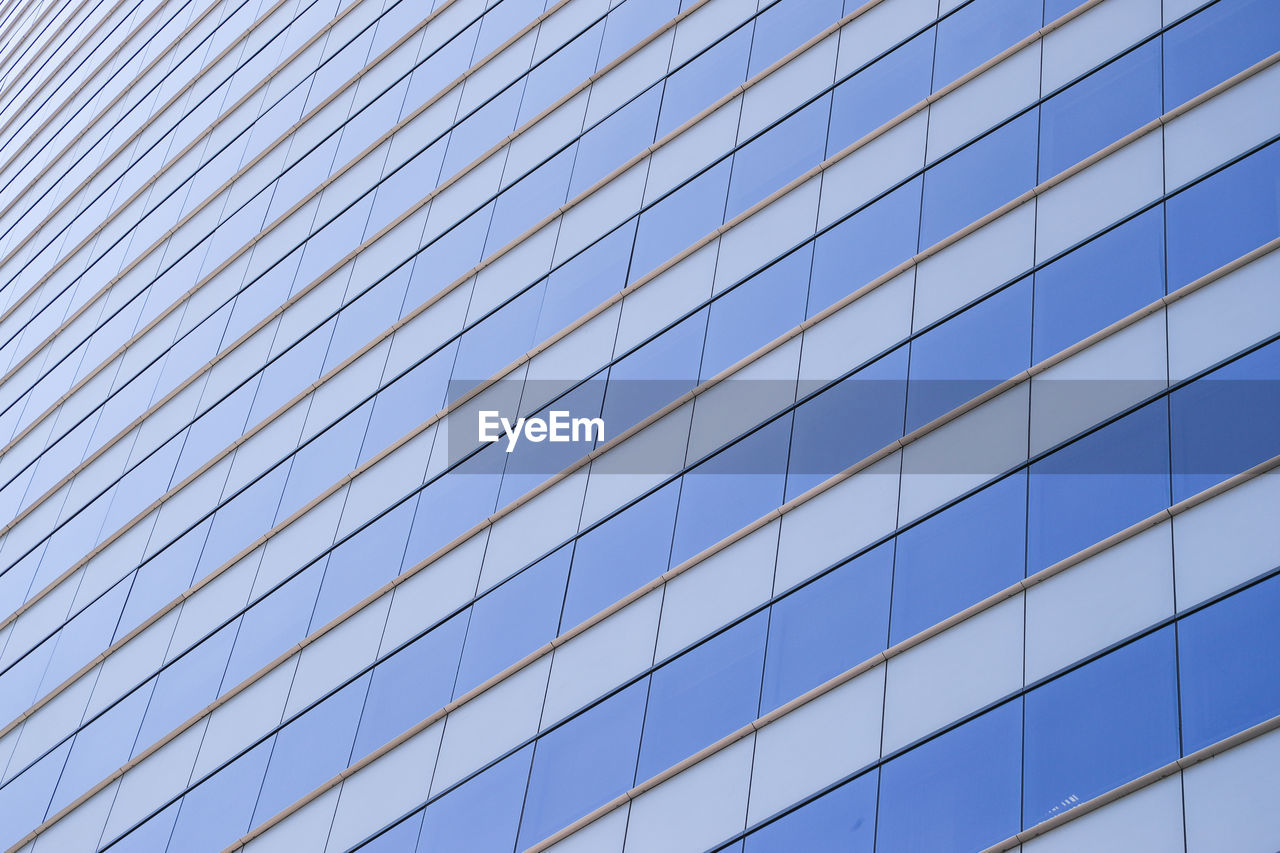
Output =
[
  {"x1": 1028, "y1": 399, "x2": 1171, "y2": 571},
  {"x1": 535, "y1": 221, "x2": 636, "y2": 341},
  {"x1": 744, "y1": 769, "x2": 878, "y2": 852},
  {"x1": 359, "y1": 811, "x2": 424, "y2": 852},
  {"x1": 725, "y1": 94, "x2": 830, "y2": 219},
  {"x1": 630, "y1": 159, "x2": 732, "y2": 284},
  {"x1": 598, "y1": 0, "x2": 680, "y2": 67},
  {"x1": 828, "y1": 30, "x2": 935, "y2": 153},
  {"x1": 601, "y1": 306, "x2": 707, "y2": 434},
  {"x1": 807, "y1": 177, "x2": 922, "y2": 317},
  {"x1": 1180, "y1": 574, "x2": 1280, "y2": 752},
  {"x1": 276, "y1": 404, "x2": 370, "y2": 522},
  {"x1": 560, "y1": 481, "x2": 680, "y2": 629},
  {"x1": 360, "y1": 344, "x2": 456, "y2": 466},
  {"x1": 786, "y1": 347, "x2": 907, "y2": 499},
  {"x1": 352, "y1": 611, "x2": 469, "y2": 761},
  {"x1": 485, "y1": 147, "x2": 575, "y2": 253},
  {"x1": 876, "y1": 701, "x2": 1022, "y2": 853},
  {"x1": 670, "y1": 414, "x2": 791, "y2": 566},
  {"x1": 700, "y1": 245, "x2": 811, "y2": 380},
  {"x1": 1170, "y1": 338, "x2": 1280, "y2": 502},
  {"x1": 167, "y1": 740, "x2": 273, "y2": 853},
  {"x1": 1023, "y1": 628, "x2": 1179, "y2": 825},
  {"x1": 656, "y1": 25, "x2": 752, "y2": 137},
  {"x1": 40, "y1": 579, "x2": 128, "y2": 692},
  {"x1": 637, "y1": 611, "x2": 768, "y2": 780},
  {"x1": 1164, "y1": 0, "x2": 1280, "y2": 109},
  {"x1": 1033, "y1": 206, "x2": 1165, "y2": 362},
  {"x1": 761, "y1": 542, "x2": 893, "y2": 712},
  {"x1": 0, "y1": 741, "x2": 69, "y2": 848},
  {"x1": 401, "y1": 444, "x2": 504, "y2": 566},
  {"x1": 891, "y1": 472, "x2": 1027, "y2": 644},
  {"x1": 905, "y1": 278, "x2": 1031, "y2": 431},
  {"x1": 933, "y1": 0, "x2": 1041, "y2": 90},
  {"x1": 49, "y1": 688, "x2": 150, "y2": 816},
  {"x1": 252, "y1": 673, "x2": 371, "y2": 824},
  {"x1": 440, "y1": 85, "x2": 522, "y2": 177},
  {"x1": 324, "y1": 269, "x2": 409, "y2": 375},
  {"x1": 450, "y1": 283, "x2": 546, "y2": 384},
  {"x1": 517, "y1": 21, "x2": 604, "y2": 126},
  {"x1": 108, "y1": 802, "x2": 180, "y2": 853},
  {"x1": 920, "y1": 111, "x2": 1039, "y2": 248},
  {"x1": 133, "y1": 621, "x2": 238, "y2": 756},
  {"x1": 747, "y1": 0, "x2": 844, "y2": 77},
  {"x1": 416, "y1": 744, "x2": 533, "y2": 853},
  {"x1": 453, "y1": 546, "x2": 571, "y2": 697},
  {"x1": 1039, "y1": 40, "x2": 1162, "y2": 179},
  {"x1": 516, "y1": 680, "x2": 648, "y2": 848},
  {"x1": 1165, "y1": 140, "x2": 1280, "y2": 289},
  {"x1": 223, "y1": 565, "x2": 324, "y2": 689},
  {"x1": 401, "y1": 204, "x2": 493, "y2": 313},
  {"x1": 569, "y1": 86, "x2": 662, "y2": 198},
  {"x1": 310, "y1": 501, "x2": 414, "y2": 630}
]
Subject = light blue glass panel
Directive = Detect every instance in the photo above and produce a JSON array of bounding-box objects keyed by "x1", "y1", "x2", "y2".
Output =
[
  {"x1": 933, "y1": 0, "x2": 1042, "y2": 91},
  {"x1": 167, "y1": 739, "x2": 274, "y2": 853},
  {"x1": 656, "y1": 25, "x2": 752, "y2": 137},
  {"x1": 700, "y1": 245, "x2": 811, "y2": 380},
  {"x1": 630, "y1": 159, "x2": 732, "y2": 284},
  {"x1": 828, "y1": 30, "x2": 934, "y2": 153},
  {"x1": 725, "y1": 94, "x2": 830, "y2": 219}
]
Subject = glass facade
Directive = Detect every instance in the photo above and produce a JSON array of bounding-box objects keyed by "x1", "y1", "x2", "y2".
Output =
[{"x1": 0, "y1": 0, "x2": 1276, "y2": 850}]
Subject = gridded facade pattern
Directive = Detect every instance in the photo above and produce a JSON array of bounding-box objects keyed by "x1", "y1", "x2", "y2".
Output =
[{"x1": 0, "y1": 0, "x2": 1277, "y2": 850}]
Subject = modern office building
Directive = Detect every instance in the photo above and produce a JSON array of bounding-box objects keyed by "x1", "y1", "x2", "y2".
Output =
[{"x1": 0, "y1": 0, "x2": 1277, "y2": 850}]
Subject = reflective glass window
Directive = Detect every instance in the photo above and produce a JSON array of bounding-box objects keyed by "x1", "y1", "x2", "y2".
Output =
[
  {"x1": 630, "y1": 159, "x2": 732, "y2": 284},
  {"x1": 700, "y1": 245, "x2": 811, "y2": 380},
  {"x1": 828, "y1": 30, "x2": 935, "y2": 153},
  {"x1": 167, "y1": 740, "x2": 273, "y2": 853},
  {"x1": 747, "y1": 0, "x2": 844, "y2": 77},
  {"x1": 761, "y1": 542, "x2": 893, "y2": 711},
  {"x1": 416, "y1": 744, "x2": 533, "y2": 852},
  {"x1": 1165, "y1": 141, "x2": 1280, "y2": 289},
  {"x1": 725, "y1": 95, "x2": 831, "y2": 219},
  {"x1": 656, "y1": 25, "x2": 752, "y2": 137},
  {"x1": 1033, "y1": 206, "x2": 1165, "y2": 362},
  {"x1": 453, "y1": 546, "x2": 571, "y2": 696},
  {"x1": 920, "y1": 111, "x2": 1039, "y2": 249},
  {"x1": 1163, "y1": 0, "x2": 1280, "y2": 109},
  {"x1": 636, "y1": 611, "x2": 768, "y2": 781},
  {"x1": 905, "y1": 277, "x2": 1031, "y2": 431},
  {"x1": 891, "y1": 472, "x2": 1027, "y2": 643},
  {"x1": 570, "y1": 86, "x2": 663, "y2": 197},
  {"x1": 560, "y1": 481, "x2": 680, "y2": 629},
  {"x1": 1039, "y1": 40, "x2": 1162, "y2": 179},
  {"x1": 1028, "y1": 399, "x2": 1171, "y2": 571},
  {"x1": 1180, "y1": 574, "x2": 1280, "y2": 752},
  {"x1": 933, "y1": 0, "x2": 1042, "y2": 91},
  {"x1": 745, "y1": 770, "x2": 879, "y2": 852},
  {"x1": 1170, "y1": 339, "x2": 1280, "y2": 502},
  {"x1": 1023, "y1": 628, "x2": 1180, "y2": 825},
  {"x1": 516, "y1": 680, "x2": 648, "y2": 848},
  {"x1": 671, "y1": 414, "x2": 792, "y2": 566},
  {"x1": 876, "y1": 700, "x2": 1022, "y2": 852},
  {"x1": 808, "y1": 177, "x2": 922, "y2": 317}
]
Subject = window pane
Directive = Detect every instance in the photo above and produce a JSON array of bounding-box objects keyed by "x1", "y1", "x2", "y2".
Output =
[
  {"x1": 876, "y1": 700, "x2": 1022, "y2": 853},
  {"x1": 1180, "y1": 574, "x2": 1280, "y2": 752},
  {"x1": 761, "y1": 542, "x2": 893, "y2": 711}
]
